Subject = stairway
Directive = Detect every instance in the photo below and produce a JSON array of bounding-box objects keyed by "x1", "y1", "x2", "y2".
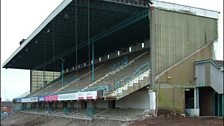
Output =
[{"x1": 105, "y1": 68, "x2": 150, "y2": 100}]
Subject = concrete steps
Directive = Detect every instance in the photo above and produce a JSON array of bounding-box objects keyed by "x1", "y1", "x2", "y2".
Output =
[{"x1": 105, "y1": 70, "x2": 150, "y2": 100}]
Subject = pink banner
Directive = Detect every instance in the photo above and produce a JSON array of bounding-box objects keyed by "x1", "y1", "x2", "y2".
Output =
[{"x1": 44, "y1": 95, "x2": 58, "y2": 102}]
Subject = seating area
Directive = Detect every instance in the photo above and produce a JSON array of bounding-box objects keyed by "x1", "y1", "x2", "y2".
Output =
[
  {"x1": 28, "y1": 49, "x2": 150, "y2": 97},
  {"x1": 94, "y1": 51, "x2": 149, "y2": 87}
]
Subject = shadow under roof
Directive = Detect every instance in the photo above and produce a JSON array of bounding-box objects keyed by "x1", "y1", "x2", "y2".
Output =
[{"x1": 3, "y1": 0, "x2": 149, "y2": 71}]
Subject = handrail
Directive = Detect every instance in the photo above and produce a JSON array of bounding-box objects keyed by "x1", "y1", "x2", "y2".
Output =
[{"x1": 110, "y1": 62, "x2": 150, "y2": 90}]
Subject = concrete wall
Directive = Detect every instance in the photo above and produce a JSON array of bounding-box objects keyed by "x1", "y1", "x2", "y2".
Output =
[
  {"x1": 158, "y1": 85, "x2": 185, "y2": 114},
  {"x1": 116, "y1": 90, "x2": 150, "y2": 109},
  {"x1": 156, "y1": 45, "x2": 213, "y2": 113},
  {"x1": 153, "y1": 8, "x2": 218, "y2": 75},
  {"x1": 158, "y1": 44, "x2": 213, "y2": 86}
]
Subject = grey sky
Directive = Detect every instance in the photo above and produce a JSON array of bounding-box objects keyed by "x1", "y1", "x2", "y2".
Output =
[{"x1": 1, "y1": 0, "x2": 223, "y2": 101}]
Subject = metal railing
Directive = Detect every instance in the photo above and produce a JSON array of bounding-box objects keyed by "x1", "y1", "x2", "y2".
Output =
[
  {"x1": 117, "y1": 62, "x2": 149, "y2": 88},
  {"x1": 104, "y1": 62, "x2": 150, "y2": 96}
]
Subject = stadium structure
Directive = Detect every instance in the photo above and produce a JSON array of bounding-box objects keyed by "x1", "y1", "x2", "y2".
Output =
[{"x1": 3, "y1": 0, "x2": 223, "y2": 119}]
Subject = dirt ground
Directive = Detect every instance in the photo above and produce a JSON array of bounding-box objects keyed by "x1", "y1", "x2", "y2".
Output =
[
  {"x1": 130, "y1": 110, "x2": 223, "y2": 126},
  {"x1": 129, "y1": 116, "x2": 223, "y2": 126},
  {"x1": 1, "y1": 112, "x2": 223, "y2": 126},
  {"x1": 1, "y1": 112, "x2": 128, "y2": 126}
]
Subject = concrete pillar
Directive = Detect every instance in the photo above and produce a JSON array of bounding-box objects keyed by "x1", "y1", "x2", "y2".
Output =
[
  {"x1": 86, "y1": 100, "x2": 96, "y2": 117},
  {"x1": 38, "y1": 102, "x2": 41, "y2": 111},
  {"x1": 48, "y1": 102, "x2": 53, "y2": 113},
  {"x1": 194, "y1": 88, "x2": 200, "y2": 116},
  {"x1": 55, "y1": 102, "x2": 58, "y2": 111},
  {"x1": 70, "y1": 101, "x2": 74, "y2": 110},
  {"x1": 22, "y1": 103, "x2": 27, "y2": 110},
  {"x1": 52, "y1": 102, "x2": 55, "y2": 111},
  {"x1": 27, "y1": 103, "x2": 30, "y2": 110},
  {"x1": 150, "y1": 5, "x2": 156, "y2": 89},
  {"x1": 30, "y1": 103, "x2": 33, "y2": 110},
  {"x1": 76, "y1": 101, "x2": 80, "y2": 110},
  {"x1": 43, "y1": 102, "x2": 46, "y2": 109},
  {"x1": 35, "y1": 102, "x2": 38, "y2": 112},
  {"x1": 148, "y1": 90, "x2": 156, "y2": 116},
  {"x1": 30, "y1": 103, "x2": 33, "y2": 109},
  {"x1": 63, "y1": 101, "x2": 68, "y2": 115}
]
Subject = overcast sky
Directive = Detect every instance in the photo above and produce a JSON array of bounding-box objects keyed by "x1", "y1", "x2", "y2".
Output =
[{"x1": 1, "y1": 0, "x2": 223, "y2": 101}]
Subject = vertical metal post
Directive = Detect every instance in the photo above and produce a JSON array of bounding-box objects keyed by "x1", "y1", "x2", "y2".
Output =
[
  {"x1": 92, "y1": 42, "x2": 95, "y2": 82},
  {"x1": 61, "y1": 59, "x2": 64, "y2": 86}
]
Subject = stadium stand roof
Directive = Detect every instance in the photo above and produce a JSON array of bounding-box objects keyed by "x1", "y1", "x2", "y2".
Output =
[{"x1": 2, "y1": 0, "x2": 149, "y2": 71}]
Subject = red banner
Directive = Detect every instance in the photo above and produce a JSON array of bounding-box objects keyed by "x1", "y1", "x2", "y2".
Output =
[{"x1": 44, "y1": 95, "x2": 58, "y2": 102}]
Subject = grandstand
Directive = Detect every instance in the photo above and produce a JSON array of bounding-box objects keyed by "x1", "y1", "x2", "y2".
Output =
[{"x1": 3, "y1": 0, "x2": 223, "y2": 120}]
